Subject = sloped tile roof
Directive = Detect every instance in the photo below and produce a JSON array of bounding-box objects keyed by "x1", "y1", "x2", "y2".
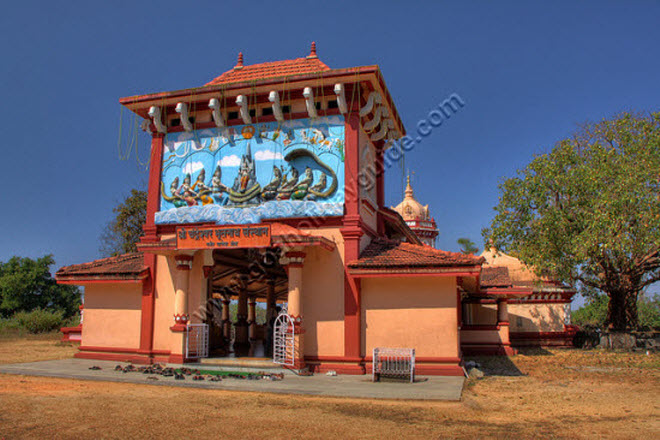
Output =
[
  {"x1": 480, "y1": 266, "x2": 512, "y2": 288},
  {"x1": 205, "y1": 57, "x2": 331, "y2": 86},
  {"x1": 56, "y1": 253, "x2": 147, "y2": 281},
  {"x1": 348, "y1": 238, "x2": 484, "y2": 269}
]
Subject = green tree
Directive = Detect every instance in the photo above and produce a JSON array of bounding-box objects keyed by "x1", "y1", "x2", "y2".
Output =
[
  {"x1": 457, "y1": 238, "x2": 479, "y2": 255},
  {"x1": 0, "y1": 255, "x2": 81, "y2": 318},
  {"x1": 484, "y1": 112, "x2": 660, "y2": 331},
  {"x1": 100, "y1": 189, "x2": 147, "y2": 257}
]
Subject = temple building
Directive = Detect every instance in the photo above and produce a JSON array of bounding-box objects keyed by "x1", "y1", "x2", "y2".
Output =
[
  {"x1": 391, "y1": 176, "x2": 439, "y2": 247},
  {"x1": 56, "y1": 44, "x2": 576, "y2": 375}
]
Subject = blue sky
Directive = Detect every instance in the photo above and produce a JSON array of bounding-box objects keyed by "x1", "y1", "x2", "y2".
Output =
[{"x1": 1, "y1": 1, "x2": 659, "y2": 302}]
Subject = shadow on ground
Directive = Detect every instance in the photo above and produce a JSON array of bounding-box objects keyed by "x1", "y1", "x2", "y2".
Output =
[{"x1": 464, "y1": 347, "x2": 553, "y2": 377}]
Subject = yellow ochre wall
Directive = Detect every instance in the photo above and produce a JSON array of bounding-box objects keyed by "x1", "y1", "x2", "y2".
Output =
[
  {"x1": 360, "y1": 276, "x2": 459, "y2": 358},
  {"x1": 300, "y1": 226, "x2": 345, "y2": 357},
  {"x1": 81, "y1": 283, "x2": 142, "y2": 349}
]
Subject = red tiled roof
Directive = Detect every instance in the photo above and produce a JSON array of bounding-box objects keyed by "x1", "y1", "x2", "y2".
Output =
[
  {"x1": 348, "y1": 238, "x2": 484, "y2": 270},
  {"x1": 480, "y1": 267, "x2": 512, "y2": 288},
  {"x1": 56, "y1": 253, "x2": 147, "y2": 282},
  {"x1": 205, "y1": 57, "x2": 331, "y2": 86}
]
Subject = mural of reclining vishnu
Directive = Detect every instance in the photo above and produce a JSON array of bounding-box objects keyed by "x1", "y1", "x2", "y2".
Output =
[{"x1": 156, "y1": 115, "x2": 345, "y2": 225}]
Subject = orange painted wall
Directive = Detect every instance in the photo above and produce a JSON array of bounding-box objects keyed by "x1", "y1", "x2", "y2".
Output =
[
  {"x1": 360, "y1": 276, "x2": 459, "y2": 358},
  {"x1": 81, "y1": 283, "x2": 142, "y2": 349},
  {"x1": 152, "y1": 254, "x2": 176, "y2": 352},
  {"x1": 300, "y1": 227, "x2": 345, "y2": 356}
]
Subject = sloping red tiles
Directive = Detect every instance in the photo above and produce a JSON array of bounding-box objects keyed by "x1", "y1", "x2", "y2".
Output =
[
  {"x1": 205, "y1": 57, "x2": 331, "y2": 86},
  {"x1": 348, "y1": 238, "x2": 484, "y2": 269}
]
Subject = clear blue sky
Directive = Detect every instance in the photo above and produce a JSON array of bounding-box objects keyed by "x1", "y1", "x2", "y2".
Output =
[{"x1": 2, "y1": 1, "x2": 659, "y2": 301}]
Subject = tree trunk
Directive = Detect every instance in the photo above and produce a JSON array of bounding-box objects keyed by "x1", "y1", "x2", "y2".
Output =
[{"x1": 605, "y1": 290, "x2": 639, "y2": 331}]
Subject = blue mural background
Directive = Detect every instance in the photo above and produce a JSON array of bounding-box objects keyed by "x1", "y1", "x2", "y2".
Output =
[{"x1": 155, "y1": 115, "x2": 345, "y2": 225}]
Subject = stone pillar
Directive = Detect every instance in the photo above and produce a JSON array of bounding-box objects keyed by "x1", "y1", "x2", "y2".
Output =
[
  {"x1": 221, "y1": 296, "x2": 231, "y2": 340},
  {"x1": 282, "y1": 250, "x2": 306, "y2": 370},
  {"x1": 234, "y1": 274, "x2": 249, "y2": 351},
  {"x1": 248, "y1": 296, "x2": 257, "y2": 340}
]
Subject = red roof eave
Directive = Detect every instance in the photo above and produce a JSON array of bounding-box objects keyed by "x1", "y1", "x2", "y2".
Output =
[{"x1": 349, "y1": 265, "x2": 482, "y2": 278}]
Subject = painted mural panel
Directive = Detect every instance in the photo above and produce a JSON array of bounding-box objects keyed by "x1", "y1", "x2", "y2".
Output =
[{"x1": 155, "y1": 116, "x2": 345, "y2": 225}]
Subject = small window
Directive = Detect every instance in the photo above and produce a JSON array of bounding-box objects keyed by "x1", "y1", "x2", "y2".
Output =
[
  {"x1": 262, "y1": 107, "x2": 273, "y2": 116},
  {"x1": 282, "y1": 105, "x2": 291, "y2": 114},
  {"x1": 315, "y1": 102, "x2": 322, "y2": 110},
  {"x1": 228, "y1": 111, "x2": 239, "y2": 120},
  {"x1": 327, "y1": 100, "x2": 338, "y2": 109},
  {"x1": 170, "y1": 118, "x2": 181, "y2": 127},
  {"x1": 249, "y1": 109, "x2": 256, "y2": 117}
]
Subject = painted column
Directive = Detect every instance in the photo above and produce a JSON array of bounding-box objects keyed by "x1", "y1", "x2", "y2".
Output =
[
  {"x1": 234, "y1": 274, "x2": 249, "y2": 348},
  {"x1": 341, "y1": 112, "x2": 365, "y2": 373},
  {"x1": 139, "y1": 132, "x2": 164, "y2": 358},
  {"x1": 221, "y1": 296, "x2": 231, "y2": 339},
  {"x1": 266, "y1": 279, "x2": 276, "y2": 317},
  {"x1": 169, "y1": 254, "x2": 192, "y2": 363},
  {"x1": 172, "y1": 255, "x2": 193, "y2": 329},
  {"x1": 497, "y1": 298, "x2": 514, "y2": 355},
  {"x1": 497, "y1": 299, "x2": 509, "y2": 324},
  {"x1": 283, "y1": 250, "x2": 306, "y2": 369},
  {"x1": 248, "y1": 296, "x2": 257, "y2": 340}
]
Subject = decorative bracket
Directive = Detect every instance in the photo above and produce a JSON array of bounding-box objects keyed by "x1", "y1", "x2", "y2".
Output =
[
  {"x1": 371, "y1": 118, "x2": 394, "y2": 142},
  {"x1": 359, "y1": 91, "x2": 382, "y2": 117},
  {"x1": 303, "y1": 87, "x2": 317, "y2": 118},
  {"x1": 236, "y1": 95, "x2": 252, "y2": 124},
  {"x1": 148, "y1": 106, "x2": 167, "y2": 134},
  {"x1": 268, "y1": 91, "x2": 285, "y2": 122},
  {"x1": 334, "y1": 83, "x2": 347, "y2": 114},
  {"x1": 364, "y1": 105, "x2": 389, "y2": 132},
  {"x1": 208, "y1": 98, "x2": 225, "y2": 127},
  {"x1": 175, "y1": 102, "x2": 193, "y2": 132}
]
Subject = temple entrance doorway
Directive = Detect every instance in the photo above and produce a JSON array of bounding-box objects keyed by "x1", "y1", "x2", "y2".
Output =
[{"x1": 204, "y1": 247, "x2": 288, "y2": 360}]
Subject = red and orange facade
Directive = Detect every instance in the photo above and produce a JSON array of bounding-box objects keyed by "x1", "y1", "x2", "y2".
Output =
[{"x1": 56, "y1": 44, "x2": 575, "y2": 375}]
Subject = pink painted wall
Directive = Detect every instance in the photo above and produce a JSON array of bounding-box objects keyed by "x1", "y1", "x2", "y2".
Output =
[
  {"x1": 360, "y1": 276, "x2": 459, "y2": 358},
  {"x1": 81, "y1": 283, "x2": 142, "y2": 349}
]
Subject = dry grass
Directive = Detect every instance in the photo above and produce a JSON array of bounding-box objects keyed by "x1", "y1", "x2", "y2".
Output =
[
  {"x1": 0, "y1": 335, "x2": 658, "y2": 439},
  {"x1": 0, "y1": 331, "x2": 78, "y2": 365}
]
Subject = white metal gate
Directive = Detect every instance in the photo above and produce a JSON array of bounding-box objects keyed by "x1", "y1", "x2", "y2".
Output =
[
  {"x1": 273, "y1": 313, "x2": 295, "y2": 366},
  {"x1": 372, "y1": 347, "x2": 415, "y2": 382},
  {"x1": 186, "y1": 323, "x2": 209, "y2": 359}
]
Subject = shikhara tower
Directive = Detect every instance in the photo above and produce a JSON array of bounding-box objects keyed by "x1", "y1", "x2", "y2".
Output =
[{"x1": 392, "y1": 175, "x2": 439, "y2": 247}]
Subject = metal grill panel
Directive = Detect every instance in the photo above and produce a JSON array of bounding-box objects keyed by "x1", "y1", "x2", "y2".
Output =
[
  {"x1": 372, "y1": 347, "x2": 415, "y2": 382},
  {"x1": 186, "y1": 323, "x2": 209, "y2": 359},
  {"x1": 273, "y1": 313, "x2": 295, "y2": 366}
]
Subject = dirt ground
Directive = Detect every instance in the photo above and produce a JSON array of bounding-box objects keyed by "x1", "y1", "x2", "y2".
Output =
[{"x1": 0, "y1": 334, "x2": 658, "y2": 439}]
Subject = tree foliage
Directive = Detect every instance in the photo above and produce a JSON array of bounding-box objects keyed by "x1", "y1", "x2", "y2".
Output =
[
  {"x1": 457, "y1": 238, "x2": 479, "y2": 255},
  {"x1": 0, "y1": 255, "x2": 81, "y2": 318},
  {"x1": 100, "y1": 189, "x2": 147, "y2": 257},
  {"x1": 572, "y1": 293, "x2": 660, "y2": 330},
  {"x1": 484, "y1": 112, "x2": 660, "y2": 331}
]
